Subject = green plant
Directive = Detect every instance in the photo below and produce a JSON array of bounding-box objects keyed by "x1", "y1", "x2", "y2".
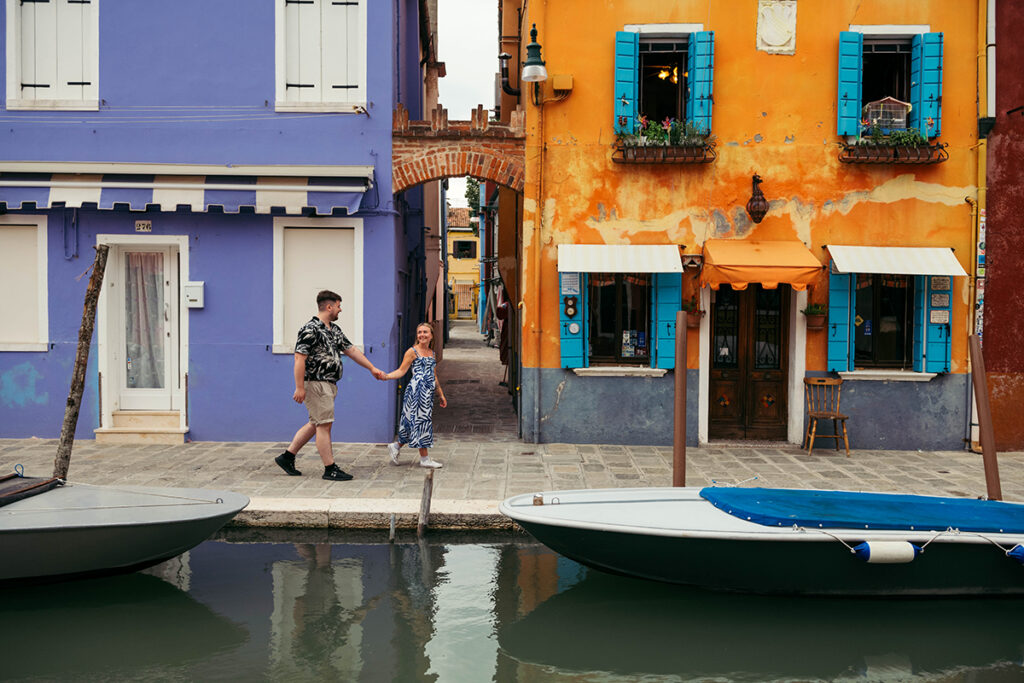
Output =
[
  {"x1": 801, "y1": 302, "x2": 827, "y2": 315},
  {"x1": 682, "y1": 294, "x2": 701, "y2": 312},
  {"x1": 888, "y1": 127, "x2": 926, "y2": 147},
  {"x1": 616, "y1": 117, "x2": 714, "y2": 147}
]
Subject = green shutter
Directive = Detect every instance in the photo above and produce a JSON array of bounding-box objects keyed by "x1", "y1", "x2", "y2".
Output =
[
  {"x1": 614, "y1": 31, "x2": 639, "y2": 135},
  {"x1": 558, "y1": 272, "x2": 587, "y2": 369},
  {"x1": 686, "y1": 31, "x2": 715, "y2": 133},
  {"x1": 827, "y1": 268, "x2": 854, "y2": 371},
  {"x1": 652, "y1": 273, "x2": 682, "y2": 369},
  {"x1": 837, "y1": 32, "x2": 863, "y2": 136}
]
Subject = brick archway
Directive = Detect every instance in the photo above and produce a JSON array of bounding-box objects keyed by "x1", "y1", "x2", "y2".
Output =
[{"x1": 392, "y1": 104, "x2": 525, "y2": 193}]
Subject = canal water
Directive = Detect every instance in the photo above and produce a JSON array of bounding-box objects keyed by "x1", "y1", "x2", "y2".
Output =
[{"x1": 3, "y1": 529, "x2": 1023, "y2": 682}]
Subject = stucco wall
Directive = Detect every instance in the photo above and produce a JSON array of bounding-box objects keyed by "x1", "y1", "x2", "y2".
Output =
[
  {"x1": 517, "y1": 0, "x2": 981, "y2": 448},
  {"x1": 0, "y1": 209, "x2": 400, "y2": 442}
]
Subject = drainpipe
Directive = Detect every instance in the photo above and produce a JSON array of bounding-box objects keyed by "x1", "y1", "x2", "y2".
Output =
[{"x1": 531, "y1": 3, "x2": 545, "y2": 444}]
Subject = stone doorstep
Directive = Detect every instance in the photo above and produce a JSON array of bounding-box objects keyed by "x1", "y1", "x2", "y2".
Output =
[{"x1": 232, "y1": 496, "x2": 511, "y2": 530}]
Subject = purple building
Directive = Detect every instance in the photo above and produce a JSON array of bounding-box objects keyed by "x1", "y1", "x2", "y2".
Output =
[{"x1": 0, "y1": 0, "x2": 431, "y2": 444}]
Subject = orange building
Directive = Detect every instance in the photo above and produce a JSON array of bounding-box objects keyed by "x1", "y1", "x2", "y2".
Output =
[{"x1": 505, "y1": 0, "x2": 988, "y2": 449}]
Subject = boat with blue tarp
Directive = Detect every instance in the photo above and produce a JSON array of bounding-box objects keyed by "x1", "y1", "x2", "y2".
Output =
[{"x1": 500, "y1": 486, "x2": 1024, "y2": 595}]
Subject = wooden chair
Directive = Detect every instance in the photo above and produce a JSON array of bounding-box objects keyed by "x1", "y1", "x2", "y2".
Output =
[{"x1": 803, "y1": 377, "x2": 850, "y2": 456}]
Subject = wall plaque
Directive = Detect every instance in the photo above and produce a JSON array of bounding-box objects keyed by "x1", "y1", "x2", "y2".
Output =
[
  {"x1": 560, "y1": 273, "x2": 580, "y2": 296},
  {"x1": 930, "y1": 310, "x2": 950, "y2": 325},
  {"x1": 931, "y1": 276, "x2": 951, "y2": 291},
  {"x1": 931, "y1": 293, "x2": 950, "y2": 308}
]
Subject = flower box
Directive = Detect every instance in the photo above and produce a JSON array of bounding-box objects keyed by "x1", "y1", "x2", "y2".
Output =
[
  {"x1": 838, "y1": 142, "x2": 948, "y2": 165},
  {"x1": 612, "y1": 142, "x2": 716, "y2": 165}
]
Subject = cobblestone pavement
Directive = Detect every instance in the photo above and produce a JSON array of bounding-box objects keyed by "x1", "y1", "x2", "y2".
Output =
[{"x1": 3, "y1": 320, "x2": 1022, "y2": 527}]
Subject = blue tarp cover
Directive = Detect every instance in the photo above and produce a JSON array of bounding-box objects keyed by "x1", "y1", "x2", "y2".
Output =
[{"x1": 699, "y1": 487, "x2": 1024, "y2": 534}]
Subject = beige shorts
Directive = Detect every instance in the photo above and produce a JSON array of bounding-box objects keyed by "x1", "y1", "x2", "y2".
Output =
[{"x1": 304, "y1": 380, "x2": 338, "y2": 425}]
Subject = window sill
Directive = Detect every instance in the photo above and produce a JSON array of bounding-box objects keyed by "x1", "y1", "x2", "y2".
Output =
[
  {"x1": 572, "y1": 366, "x2": 667, "y2": 378},
  {"x1": 272, "y1": 344, "x2": 365, "y2": 355},
  {"x1": 0, "y1": 342, "x2": 48, "y2": 352},
  {"x1": 5, "y1": 99, "x2": 99, "y2": 111},
  {"x1": 838, "y1": 369, "x2": 937, "y2": 382},
  {"x1": 274, "y1": 101, "x2": 366, "y2": 114}
]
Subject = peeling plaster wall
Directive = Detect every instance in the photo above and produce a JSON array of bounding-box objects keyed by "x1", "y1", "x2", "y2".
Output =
[{"x1": 520, "y1": 0, "x2": 980, "y2": 448}]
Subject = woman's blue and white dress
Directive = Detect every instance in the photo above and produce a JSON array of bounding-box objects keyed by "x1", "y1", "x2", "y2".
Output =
[{"x1": 398, "y1": 348, "x2": 436, "y2": 448}]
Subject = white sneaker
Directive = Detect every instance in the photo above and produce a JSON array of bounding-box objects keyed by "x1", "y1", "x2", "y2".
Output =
[
  {"x1": 418, "y1": 457, "x2": 443, "y2": 469},
  {"x1": 387, "y1": 442, "x2": 401, "y2": 465}
]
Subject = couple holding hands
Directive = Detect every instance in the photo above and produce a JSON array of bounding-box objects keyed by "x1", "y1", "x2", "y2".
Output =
[{"x1": 274, "y1": 290, "x2": 446, "y2": 482}]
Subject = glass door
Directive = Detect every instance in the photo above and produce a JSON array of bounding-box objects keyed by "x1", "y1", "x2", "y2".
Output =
[{"x1": 117, "y1": 247, "x2": 176, "y2": 410}]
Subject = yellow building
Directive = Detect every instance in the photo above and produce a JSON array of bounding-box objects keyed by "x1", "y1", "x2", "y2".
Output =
[
  {"x1": 447, "y1": 206, "x2": 479, "y2": 320},
  {"x1": 506, "y1": 0, "x2": 986, "y2": 449}
]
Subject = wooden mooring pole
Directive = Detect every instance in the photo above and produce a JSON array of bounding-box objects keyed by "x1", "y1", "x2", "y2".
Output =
[
  {"x1": 968, "y1": 334, "x2": 1002, "y2": 501},
  {"x1": 54, "y1": 244, "x2": 109, "y2": 480},
  {"x1": 417, "y1": 469, "x2": 435, "y2": 537},
  {"x1": 673, "y1": 311, "x2": 688, "y2": 486}
]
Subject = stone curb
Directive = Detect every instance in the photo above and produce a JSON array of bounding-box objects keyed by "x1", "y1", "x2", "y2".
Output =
[{"x1": 231, "y1": 496, "x2": 513, "y2": 530}]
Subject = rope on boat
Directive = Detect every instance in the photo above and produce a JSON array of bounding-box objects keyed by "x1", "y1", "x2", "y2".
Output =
[
  {"x1": 710, "y1": 475, "x2": 759, "y2": 487},
  {"x1": 796, "y1": 524, "x2": 1024, "y2": 565}
]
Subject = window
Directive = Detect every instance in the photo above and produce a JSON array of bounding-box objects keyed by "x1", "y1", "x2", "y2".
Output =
[
  {"x1": 589, "y1": 273, "x2": 651, "y2": 365},
  {"x1": 614, "y1": 26, "x2": 714, "y2": 136},
  {"x1": 837, "y1": 28, "x2": 943, "y2": 138},
  {"x1": 272, "y1": 217, "x2": 364, "y2": 352},
  {"x1": 0, "y1": 216, "x2": 48, "y2": 351},
  {"x1": 639, "y1": 39, "x2": 687, "y2": 124},
  {"x1": 558, "y1": 270, "x2": 680, "y2": 370},
  {"x1": 828, "y1": 268, "x2": 952, "y2": 374},
  {"x1": 275, "y1": 0, "x2": 367, "y2": 112},
  {"x1": 854, "y1": 274, "x2": 914, "y2": 368},
  {"x1": 5, "y1": 0, "x2": 100, "y2": 111},
  {"x1": 453, "y1": 240, "x2": 476, "y2": 260}
]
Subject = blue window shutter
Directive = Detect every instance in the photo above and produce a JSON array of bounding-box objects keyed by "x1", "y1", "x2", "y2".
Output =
[
  {"x1": 837, "y1": 32, "x2": 863, "y2": 136},
  {"x1": 686, "y1": 31, "x2": 715, "y2": 133},
  {"x1": 652, "y1": 273, "x2": 682, "y2": 369},
  {"x1": 558, "y1": 272, "x2": 587, "y2": 369},
  {"x1": 924, "y1": 276, "x2": 952, "y2": 373},
  {"x1": 912, "y1": 275, "x2": 926, "y2": 372},
  {"x1": 614, "y1": 31, "x2": 639, "y2": 135},
  {"x1": 827, "y1": 269, "x2": 854, "y2": 372},
  {"x1": 910, "y1": 33, "x2": 943, "y2": 138}
]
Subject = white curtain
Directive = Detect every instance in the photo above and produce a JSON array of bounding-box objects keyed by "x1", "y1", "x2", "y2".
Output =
[{"x1": 124, "y1": 252, "x2": 164, "y2": 388}]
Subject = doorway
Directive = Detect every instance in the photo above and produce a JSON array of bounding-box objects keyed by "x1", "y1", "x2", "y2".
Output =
[{"x1": 708, "y1": 285, "x2": 789, "y2": 440}]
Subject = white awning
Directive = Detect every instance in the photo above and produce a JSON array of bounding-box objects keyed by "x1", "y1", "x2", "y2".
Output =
[
  {"x1": 827, "y1": 245, "x2": 967, "y2": 276},
  {"x1": 557, "y1": 244, "x2": 683, "y2": 273}
]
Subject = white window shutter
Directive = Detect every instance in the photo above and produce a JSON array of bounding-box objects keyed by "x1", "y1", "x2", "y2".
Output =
[
  {"x1": 55, "y1": 0, "x2": 88, "y2": 101},
  {"x1": 25, "y1": 1, "x2": 60, "y2": 99},
  {"x1": 284, "y1": 0, "x2": 323, "y2": 103},
  {"x1": 322, "y1": 0, "x2": 362, "y2": 104}
]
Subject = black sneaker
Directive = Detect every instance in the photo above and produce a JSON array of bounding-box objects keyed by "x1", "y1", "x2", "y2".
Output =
[
  {"x1": 323, "y1": 465, "x2": 354, "y2": 481},
  {"x1": 274, "y1": 452, "x2": 302, "y2": 476}
]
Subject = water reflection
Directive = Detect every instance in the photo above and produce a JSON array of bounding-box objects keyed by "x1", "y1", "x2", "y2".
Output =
[
  {"x1": 500, "y1": 570, "x2": 1024, "y2": 682},
  {"x1": 1, "y1": 531, "x2": 1021, "y2": 682},
  {"x1": 0, "y1": 572, "x2": 248, "y2": 680}
]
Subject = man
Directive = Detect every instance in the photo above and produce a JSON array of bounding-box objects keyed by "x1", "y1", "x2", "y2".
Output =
[{"x1": 275, "y1": 290, "x2": 385, "y2": 481}]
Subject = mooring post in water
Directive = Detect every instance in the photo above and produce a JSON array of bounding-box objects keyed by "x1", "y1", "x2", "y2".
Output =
[
  {"x1": 389, "y1": 513, "x2": 396, "y2": 543},
  {"x1": 54, "y1": 244, "x2": 110, "y2": 480},
  {"x1": 673, "y1": 310, "x2": 688, "y2": 486},
  {"x1": 417, "y1": 469, "x2": 434, "y2": 537},
  {"x1": 968, "y1": 334, "x2": 1002, "y2": 500}
]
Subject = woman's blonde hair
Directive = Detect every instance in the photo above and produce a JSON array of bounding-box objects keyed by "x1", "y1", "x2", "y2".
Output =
[{"x1": 415, "y1": 322, "x2": 435, "y2": 349}]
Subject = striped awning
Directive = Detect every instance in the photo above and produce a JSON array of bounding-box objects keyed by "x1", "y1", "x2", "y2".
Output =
[
  {"x1": 557, "y1": 244, "x2": 683, "y2": 273},
  {"x1": 0, "y1": 163, "x2": 373, "y2": 215},
  {"x1": 826, "y1": 245, "x2": 968, "y2": 276}
]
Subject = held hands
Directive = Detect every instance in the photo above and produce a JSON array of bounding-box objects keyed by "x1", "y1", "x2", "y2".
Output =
[{"x1": 371, "y1": 367, "x2": 387, "y2": 381}]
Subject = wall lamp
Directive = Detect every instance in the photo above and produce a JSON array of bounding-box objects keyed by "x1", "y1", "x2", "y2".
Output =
[
  {"x1": 746, "y1": 174, "x2": 769, "y2": 224},
  {"x1": 521, "y1": 24, "x2": 548, "y2": 104}
]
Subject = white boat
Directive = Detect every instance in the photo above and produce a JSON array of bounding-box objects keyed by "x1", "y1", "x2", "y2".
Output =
[
  {"x1": 500, "y1": 486, "x2": 1024, "y2": 595},
  {"x1": 1, "y1": 474, "x2": 249, "y2": 584}
]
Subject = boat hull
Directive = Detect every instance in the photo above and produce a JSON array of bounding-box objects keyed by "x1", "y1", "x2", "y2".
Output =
[
  {"x1": 0, "y1": 484, "x2": 249, "y2": 584},
  {"x1": 502, "y1": 488, "x2": 1024, "y2": 596}
]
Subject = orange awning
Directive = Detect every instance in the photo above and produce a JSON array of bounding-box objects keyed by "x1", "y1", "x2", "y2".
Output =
[{"x1": 700, "y1": 240, "x2": 823, "y2": 291}]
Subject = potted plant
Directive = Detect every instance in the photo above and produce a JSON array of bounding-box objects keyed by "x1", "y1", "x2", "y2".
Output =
[
  {"x1": 801, "y1": 302, "x2": 827, "y2": 330},
  {"x1": 682, "y1": 295, "x2": 703, "y2": 328},
  {"x1": 613, "y1": 116, "x2": 716, "y2": 164}
]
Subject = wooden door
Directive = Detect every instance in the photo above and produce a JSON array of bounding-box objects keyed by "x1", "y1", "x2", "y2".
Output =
[{"x1": 709, "y1": 285, "x2": 789, "y2": 440}]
